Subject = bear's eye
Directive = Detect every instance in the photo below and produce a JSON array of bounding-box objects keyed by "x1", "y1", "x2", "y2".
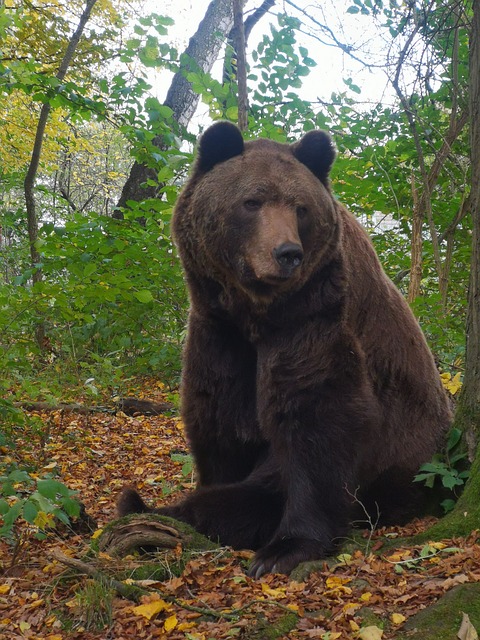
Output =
[
  {"x1": 244, "y1": 199, "x2": 262, "y2": 211},
  {"x1": 296, "y1": 205, "x2": 308, "y2": 219}
]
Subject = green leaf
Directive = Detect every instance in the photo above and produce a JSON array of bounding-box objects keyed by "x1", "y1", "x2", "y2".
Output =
[
  {"x1": 23, "y1": 499, "x2": 39, "y2": 524},
  {"x1": 133, "y1": 289, "x2": 154, "y2": 303},
  {"x1": 37, "y1": 479, "x2": 71, "y2": 500},
  {"x1": 225, "y1": 106, "x2": 239, "y2": 121}
]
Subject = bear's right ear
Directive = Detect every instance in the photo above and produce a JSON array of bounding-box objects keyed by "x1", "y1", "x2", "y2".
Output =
[
  {"x1": 292, "y1": 130, "x2": 336, "y2": 185},
  {"x1": 196, "y1": 121, "x2": 245, "y2": 173}
]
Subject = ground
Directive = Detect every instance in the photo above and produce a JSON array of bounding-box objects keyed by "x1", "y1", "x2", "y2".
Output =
[{"x1": 1, "y1": 378, "x2": 479, "y2": 640}]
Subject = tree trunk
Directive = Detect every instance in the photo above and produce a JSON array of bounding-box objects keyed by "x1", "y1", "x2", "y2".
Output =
[
  {"x1": 115, "y1": 0, "x2": 276, "y2": 212},
  {"x1": 116, "y1": 0, "x2": 235, "y2": 210},
  {"x1": 407, "y1": 172, "x2": 423, "y2": 303},
  {"x1": 23, "y1": 0, "x2": 99, "y2": 349},
  {"x1": 233, "y1": 0, "x2": 248, "y2": 131},
  {"x1": 460, "y1": 0, "x2": 480, "y2": 458},
  {"x1": 421, "y1": 0, "x2": 480, "y2": 541}
]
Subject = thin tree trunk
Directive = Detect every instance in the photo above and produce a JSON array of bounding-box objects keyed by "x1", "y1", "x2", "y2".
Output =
[
  {"x1": 407, "y1": 172, "x2": 423, "y2": 303},
  {"x1": 233, "y1": 0, "x2": 248, "y2": 131},
  {"x1": 23, "y1": 0, "x2": 99, "y2": 349},
  {"x1": 390, "y1": 17, "x2": 467, "y2": 305}
]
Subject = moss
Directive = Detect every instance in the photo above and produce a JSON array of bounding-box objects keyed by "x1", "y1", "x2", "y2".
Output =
[
  {"x1": 396, "y1": 583, "x2": 480, "y2": 639},
  {"x1": 241, "y1": 612, "x2": 298, "y2": 639}
]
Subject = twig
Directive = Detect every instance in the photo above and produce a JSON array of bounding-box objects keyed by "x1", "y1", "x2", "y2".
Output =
[{"x1": 50, "y1": 549, "x2": 146, "y2": 602}]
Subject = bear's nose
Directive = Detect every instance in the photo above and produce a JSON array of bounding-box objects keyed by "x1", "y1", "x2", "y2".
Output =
[{"x1": 273, "y1": 242, "x2": 304, "y2": 271}]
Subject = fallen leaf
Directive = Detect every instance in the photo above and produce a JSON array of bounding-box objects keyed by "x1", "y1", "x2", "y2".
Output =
[
  {"x1": 133, "y1": 598, "x2": 172, "y2": 620},
  {"x1": 358, "y1": 625, "x2": 383, "y2": 640},
  {"x1": 457, "y1": 613, "x2": 479, "y2": 640},
  {"x1": 391, "y1": 613, "x2": 406, "y2": 625},
  {"x1": 164, "y1": 613, "x2": 178, "y2": 632},
  {"x1": 261, "y1": 582, "x2": 286, "y2": 599}
]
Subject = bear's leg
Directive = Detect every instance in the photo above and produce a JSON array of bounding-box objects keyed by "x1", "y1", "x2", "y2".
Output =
[
  {"x1": 159, "y1": 479, "x2": 283, "y2": 550},
  {"x1": 117, "y1": 459, "x2": 284, "y2": 552},
  {"x1": 249, "y1": 331, "x2": 378, "y2": 577},
  {"x1": 181, "y1": 314, "x2": 265, "y2": 486}
]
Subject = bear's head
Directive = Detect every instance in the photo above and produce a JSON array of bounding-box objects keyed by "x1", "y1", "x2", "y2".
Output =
[{"x1": 173, "y1": 121, "x2": 340, "y2": 303}]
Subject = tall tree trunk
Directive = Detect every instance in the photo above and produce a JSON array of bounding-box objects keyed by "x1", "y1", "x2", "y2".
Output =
[
  {"x1": 116, "y1": 0, "x2": 276, "y2": 212},
  {"x1": 23, "y1": 0, "x2": 99, "y2": 349},
  {"x1": 460, "y1": 0, "x2": 480, "y2": 458},
  {"x1": 116, "y1": 0, "x2": 235, "y2": 210},
  {"x1": 423, "y1": 0, "x2": 480, "y2": 542}
]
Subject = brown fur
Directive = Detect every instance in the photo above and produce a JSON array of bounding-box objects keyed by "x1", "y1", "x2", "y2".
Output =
[{"x1": 118, "y1": 122, "x2": 452, "y2": 577}]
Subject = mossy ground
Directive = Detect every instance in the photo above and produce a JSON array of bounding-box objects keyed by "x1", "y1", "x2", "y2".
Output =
[{"x1": 395, "y1": 583, "x2": 480, "y2": 639}]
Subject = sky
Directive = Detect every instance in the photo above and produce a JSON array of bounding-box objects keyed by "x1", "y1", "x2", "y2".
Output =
[{"x1": 152, "y1": 0, "x2": 394, "y2": 127}]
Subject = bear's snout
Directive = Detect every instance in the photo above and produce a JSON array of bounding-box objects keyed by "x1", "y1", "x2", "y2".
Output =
[{"x1": 273, "y1": 242, "x2": 304, "y2": 275}]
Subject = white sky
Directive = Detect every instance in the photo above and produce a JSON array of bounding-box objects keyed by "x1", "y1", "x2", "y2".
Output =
[{"x1": 153, "y1": 0, "x2": 394, "y2": 125}]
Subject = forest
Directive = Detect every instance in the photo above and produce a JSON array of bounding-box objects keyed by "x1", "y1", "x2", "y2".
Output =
[{"x1": 1, "y1": 0, "x2": 480, "y2": 638}]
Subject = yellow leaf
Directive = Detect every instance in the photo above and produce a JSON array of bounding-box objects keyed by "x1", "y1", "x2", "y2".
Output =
[
  {"x1": 42, "y1": 462, "x2": 57, "y2": 470},
  {"x1": 91, "y1": 528, "x2": 104, "y2": 539},
  {"x1": 261, "y1": 583, "x2": 286, "y2": 598},
  {"x1": 19, "y1": 621, "x2": 31, "y2": 632},
  {"x1": 0, "y1": 585, "x2": 10, "y2": 594},
  {"x1": 34, "y1": 511, "x2": 55, "y2": 529},
  {"x1": 358, "y1": 626, "x2": 383, "y2": 640},
  {"x1": 360, "y1": 592, "x2": 372, "y2": 602},
  {"x1": 391, "y1": 613, "x2": 406, "y2": 625},
  {"x1": 441, "y1": 371, "x2": 462, "y2": 395},
  {"x1": 164, "y1": 614, "x2": 178, "y2": 632},
  {"x1": 326, "y1": 576, "x2": 351, "y2": 588},
  {"x1": 337, "y1": 553, "x2": 352, "y2": 564},
  {"x1": 350, "y1": 620, "x2": 360, "y2": 631},
  {"x1": 133, "y1": 599, "x2": 172, "y2": 620},
  {"x1": 46, "y1": 635, "x2": 64, "y2": 640}
]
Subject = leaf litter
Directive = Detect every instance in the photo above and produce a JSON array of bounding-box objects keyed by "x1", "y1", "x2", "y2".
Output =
[{"x1": 1, "y1": 378, "x2": 480, "y2": 639}]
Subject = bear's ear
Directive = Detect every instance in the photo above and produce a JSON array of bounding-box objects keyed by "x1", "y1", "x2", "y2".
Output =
[
  {"x1": 196, "y1": 121, "x2": 245, "y2": 173},
  {"x1": 292, "y1": 130, "x2": 336, "y2": 184}
]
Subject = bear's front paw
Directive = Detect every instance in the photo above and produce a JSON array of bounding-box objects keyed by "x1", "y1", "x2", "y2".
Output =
[{"x1": 248, "y1": 537, "x2": 329, "y2": 579}]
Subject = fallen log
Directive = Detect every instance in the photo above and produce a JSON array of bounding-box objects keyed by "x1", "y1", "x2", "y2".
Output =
[
  {"x1": 99, "y1": 513, "x2": 218, "y2": 558},
  {"x1": 13, "y1": 396, "x2": 174, "y2": 416}
]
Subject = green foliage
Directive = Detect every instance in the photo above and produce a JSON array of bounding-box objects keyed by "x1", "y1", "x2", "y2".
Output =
[
  {"x1": 0, "y1": 3, "x2": 471, "y2": 398},
  {"x1": 414, "y1": 427, "x2": 470, "y2": 513},
  {"x1": 0, "y1": 396, "x2": 80, "y2": 541}
]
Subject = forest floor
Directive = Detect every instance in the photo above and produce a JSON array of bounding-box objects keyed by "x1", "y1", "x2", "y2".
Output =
[{"x1": 1, "y1": 378, "x2": 480, "y2": 640}]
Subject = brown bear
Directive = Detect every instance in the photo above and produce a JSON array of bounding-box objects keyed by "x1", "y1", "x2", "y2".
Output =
[{"x1": 118, "y1": 121, "x2": 452, "y2": 578}]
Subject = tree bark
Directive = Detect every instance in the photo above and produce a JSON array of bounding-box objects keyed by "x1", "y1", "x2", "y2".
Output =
[
  {"x1": 407, "y1": 172, "x2": 423, "y2": 303},
  {"x1": 421, "y1": 0, "x2": 480, "y2": 543},
  {"x1": 460, "y1": 0, "x2": 480, "y2": 456},
  {"x1": 233, "y1": 0, "x2": 248, "y2": 131},
  {"x1": 116, "y1": 0, "x2": 235, "y2": 211}
]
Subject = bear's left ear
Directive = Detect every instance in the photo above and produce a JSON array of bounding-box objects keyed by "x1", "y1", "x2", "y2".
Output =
[
  {"x1": 291, "y1": 130, "x2": 336, "y2": 184},
  {"x1": 196, "y1": 121, "x2": 245, "y2": 173}
]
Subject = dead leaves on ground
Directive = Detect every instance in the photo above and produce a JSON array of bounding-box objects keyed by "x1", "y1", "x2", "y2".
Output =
[{"x1": 1, "y1": 379, "x2": 480, "y2": 639}]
